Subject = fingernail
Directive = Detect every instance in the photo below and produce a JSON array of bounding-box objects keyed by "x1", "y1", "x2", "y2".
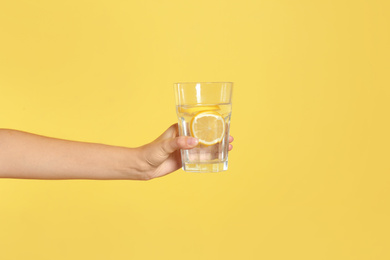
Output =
[{"x1": 187, "y1": 137, "x2": 198, "y2": 145}]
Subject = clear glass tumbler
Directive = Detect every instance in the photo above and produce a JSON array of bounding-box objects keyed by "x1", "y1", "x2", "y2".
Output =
[{"x1": 174, "y1": 82, "x2": 233, "y2": 172}]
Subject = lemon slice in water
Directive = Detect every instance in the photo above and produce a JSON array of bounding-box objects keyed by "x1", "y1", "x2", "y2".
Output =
[
  {"x1": 179, "y1": 105, "x2": 220, "y2": 115},
  {"x1": 190, "y1": 111, "x2": 225, "y2": 145}
]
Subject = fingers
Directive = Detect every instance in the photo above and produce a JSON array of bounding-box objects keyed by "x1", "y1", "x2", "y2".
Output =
[
  {"x1": 158, "y1": 125, "x2": 233, "y2": 145},
  {"x1": 229, "y1": 136, "x2": 234, "y2": 151},
  {"x1": 161, "y1": 136, "x2": 198, "y2": 154},
  {"x1": 157, "y1": 124, "x2": 233, "y2": 154}
]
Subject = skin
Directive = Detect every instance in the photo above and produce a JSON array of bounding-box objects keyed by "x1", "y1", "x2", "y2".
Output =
[{"x1": 0, "y1": 124, "x2": 233, "y2": 180}]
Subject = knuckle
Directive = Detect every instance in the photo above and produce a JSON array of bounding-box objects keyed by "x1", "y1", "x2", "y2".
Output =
[{"x1": 177, "y1": 137, "x2": 185, "y2": 147}]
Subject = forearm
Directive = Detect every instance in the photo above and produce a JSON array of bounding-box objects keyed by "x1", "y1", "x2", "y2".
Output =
[{"x1": 0, "y1": 129, "x2": 146, "y2": 180}]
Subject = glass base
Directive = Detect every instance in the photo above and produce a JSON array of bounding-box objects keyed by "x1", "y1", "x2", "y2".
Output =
[{"x1": 182, "y1": 161, "x2": 228, "y2": 173}]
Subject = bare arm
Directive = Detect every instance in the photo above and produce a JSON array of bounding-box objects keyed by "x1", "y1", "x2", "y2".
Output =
[
  {"x1": 0, "y1": 129, "x2": 145, "y2": 180},
  {"x1": 0, "y1": 125, "x2": 233, "y2": 180}
]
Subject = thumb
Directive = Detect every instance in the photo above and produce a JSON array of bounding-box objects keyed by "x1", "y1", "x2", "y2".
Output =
[{"x1": 161, "y1": 136, "x2": 199, "y2": 155}]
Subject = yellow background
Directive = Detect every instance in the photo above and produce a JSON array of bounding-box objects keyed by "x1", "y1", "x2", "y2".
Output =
[{"x1": 0, "y1": 0, "x2": 389, "y2": 259}]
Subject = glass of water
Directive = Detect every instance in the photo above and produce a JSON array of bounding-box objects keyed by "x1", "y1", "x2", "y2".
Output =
[{"x1": 174, "y1": 82, "x2": 233, "y2": 172}]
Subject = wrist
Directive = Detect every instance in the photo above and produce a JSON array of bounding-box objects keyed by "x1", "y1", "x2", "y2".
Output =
[{"x1": 118, "y1": 147, "x2": 153, "y2": 180}]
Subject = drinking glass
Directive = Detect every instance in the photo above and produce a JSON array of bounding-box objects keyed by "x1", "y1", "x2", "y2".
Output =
[{"x1": 174, "y1": 82, "x2": 233, "y2": 172}]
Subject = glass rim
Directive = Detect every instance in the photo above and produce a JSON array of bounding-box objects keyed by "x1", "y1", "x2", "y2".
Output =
[{"x1": 174, "y1": 81, "x2": 233, "y2": 85}]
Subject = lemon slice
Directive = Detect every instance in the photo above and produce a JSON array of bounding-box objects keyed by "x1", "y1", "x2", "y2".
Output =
[
  {"x1": 179, "y1": 105, "x2": 220, "y2": 115},
  {"x1": 190, "y1": 111, "x2": 225, "y2": 145}
]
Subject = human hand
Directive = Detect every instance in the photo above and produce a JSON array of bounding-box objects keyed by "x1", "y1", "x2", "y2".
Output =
[
  {"x1": 137, "y1": 123, "x2": 234, "y2": 180},
  {"x1": 0, "y1": 125, "x2": 232, "y2": 180}
]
